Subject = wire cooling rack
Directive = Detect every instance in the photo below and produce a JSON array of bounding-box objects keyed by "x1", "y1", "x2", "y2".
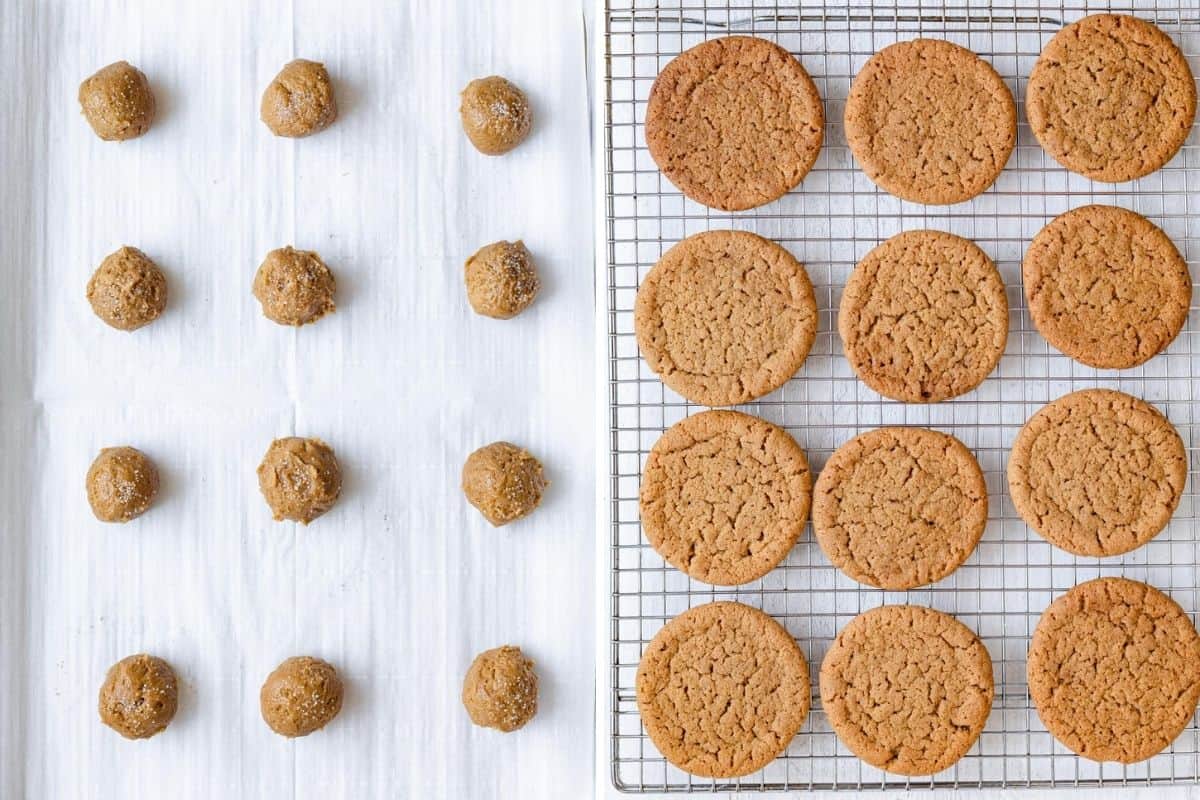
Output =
[{"x1": 603, "y1": 0, "x2": 1200, "y2": 792}]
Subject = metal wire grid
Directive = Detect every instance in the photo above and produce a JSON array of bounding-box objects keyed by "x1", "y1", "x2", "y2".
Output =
[{"x1": 603, "y1": 0, "x2": 1200, "y2": 792}]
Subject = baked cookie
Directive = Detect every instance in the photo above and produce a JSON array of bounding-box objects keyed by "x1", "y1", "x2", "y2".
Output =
[
  {"x1": 1028, "y1": 577, "x2": 1200, "y2": 763},
  {"x1": 813, "y1": 427, "x2": 987, "y2": 589},
  {"x1": 1027, "y1": 14, "x2": 1196, "y2": 182},
  {"x1": 838, "y1": 230, "x2": 1007, "y2": 403},
  {"x1": 1008, "y1": 389, "x2": 1186, "y2": 557},
  {"x1": 640, "y1": 410, "x2": 811, "y2": 585},
  {"x1": 1023, "y1": 205, "x2": 1191, "y2": 369},
  {"x1": 636, "y1": 602, "x2": 809, "y2": 778},
  {"x1": 844, "y1": 39, "x2": 1016, "y2": 204},
  {"x1": 821, "y1": 605, "x2": 993, "y2": 776},
  {"x1": 635, "y1": 230, "x2": 817, "y2": 406},
  {"x1": 645, "y1": 36, "x2": 824, "y2": 211}
]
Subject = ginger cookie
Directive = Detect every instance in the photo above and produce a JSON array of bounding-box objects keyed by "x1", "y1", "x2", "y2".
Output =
[
  {"x1": 635, "y1": 230, "x2": 817, "y2": 407},
  {"x1": 645, "y1": 36, "x2": 824, "y2": 211},
  {"x1": 813, "y1": 427, "x2": 986, "y2": 590},
  {"x1": 640, "y1": 410, "x2": 811, "y2": 586},
  {"x1": 1027, "y1": 14, "x2": 1196, "y2": 182},
  {"x1": 838, "y1": 230, "x2": 1007, "y2": 403},
  {"x1": 1028, "y1": 577, "x2": 1200, "y2": 763},
  {"x1": 821, "y1": 605, "x2": 993, "y2": 776},
  {"x1": 636, "y1": 602, "x2": 809, "y2": 778},
  {"x1": 1008, "y1": 389, "x2": 1186, "y2": 557},
  {"x1": 844, "y1": 39, "x2": 1016, "y2": 205},
  {"x1": 1024, "y1": 205, "x2": 1191, "y2": 369}
]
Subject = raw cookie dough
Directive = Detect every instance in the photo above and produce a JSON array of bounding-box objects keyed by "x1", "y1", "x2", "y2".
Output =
[
  {"x1": 78, "y1": 61, "x2": 156, "y2": 141},
  {"x1": 87, "y1": 246, "x2": 167, "y2": 331},
  {"x1": 1007, "y1": 389, "x2": 1186, "y2": 557},
  {"x1": 459, "y1": 76, "x2": 532, "y2": 155},
  {"x1": 636, "y1": 602, "x2": 809, "y2": 778},
  {"x1": 98, "y1": 653, "x2": 178, "y2": 739},
  {"x1": 645, "y1": 36, "x2": 824, "y2": 211},
  {"x1": 461, "y1": 645, "x2": 539, "y2": 732},
  {"x1": 464, "y1": 240, "x2": 540, "y2": 319},
  {"x1": 86, "y1": 446, "x2": 159, "y2": 523},
  {"x1": 838, "y1": 230, "x2": 1008, "y2": 403},
  {"x1": 813, "y1": 427, "x2": 987, "y2": 590},
  {"x1": 1028, "y1": 577, "x2": 1200, "y2": 763},
  {"x1": 635, "y1": 230, "x2": 817, "y2": 407},
  {"x1": 461, "y1": 441, "x2": 547, "y2": 526},
  {"x1": 253, "y1": 246, "x2": 336, "y2": 326},
  {"x1": 260, "y1": 59, "x2": 338, "y2": 138},
  {"x1": 257, "y1": 437, "x2": 342, "y2": 524},
  {"x1": 820, "y1": 605, "x2": 993, "y2": 776},
  {"x1": 260, "y1": 656, "x2": 344, "y2": 737},
  {"x1": 1023, "y1": 205, "x2": 1191, "y2": 369},
  {"x1": 1027, "y1": 14, "x2": 1196, "y2": 182},
  {"x1": 640, "y1": 410, "x2": 811, "y2": 585}
]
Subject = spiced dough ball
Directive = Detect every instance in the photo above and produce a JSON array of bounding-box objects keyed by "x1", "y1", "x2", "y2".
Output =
[
  {"x1": 465, "y1": 240, "x2": 540, "y2": 319},
  {"x1": 253, "y1": 246, "x2": 336, "y2": 326},
  {"x1": 257, "y1": 437, "x2": 342, "y2": 524},
  {"x1": 87, "y1": 246, "x2": 167, "y2": 331},
  {"x1": 462, "y1": 442, "x2": 547, "y2": 526},
  {"x1": 260, "y1": 59, "x2": 338, "y2": 138},
  {"x1": 260, "y1": 656, "x2": 344, "y2": 737},
  {"x1": 459, "y1": 76, "x2": 532, "y2": 155},
  {"x1": 78, "y1": 61, "x2": 156, "y2": 141},
  {"x1": 98, "y1": 654, "x2": 178, "y2": 739},
  {"x1": 462, "y1": 645, "x2": 538, "y2": 732},
  {"x1": 86, "y1": 446, "x2": 159, "y2": 523}
]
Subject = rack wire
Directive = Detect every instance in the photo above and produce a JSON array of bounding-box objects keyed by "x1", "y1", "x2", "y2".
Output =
[{"x1": 603, "y1": 0, "x2": 1200, "y2": 792}]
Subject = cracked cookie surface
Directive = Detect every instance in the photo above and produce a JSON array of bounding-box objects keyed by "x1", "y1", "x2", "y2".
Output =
[
  {"x1": 1008, "y1": 389, "x2": 1186, "y2": 557},
  {"x1": 636, "y1": 601, "x2": 810, "y2": 778},
  {"x1": 635, "y1": 230, "x2": 817, "y2": 407},
  {"x1": 641, "y1": 410, "x2": 811, "y2": 585},
  {"x1": 645, "y1": 35, "x2": 824, "y2": 211},
  {"x1": 1028, "y1": 577, "x2": 1200, "y2": 763},
  {"x1": 813, "y1": 427, "x2": 986, "y2": 590}
]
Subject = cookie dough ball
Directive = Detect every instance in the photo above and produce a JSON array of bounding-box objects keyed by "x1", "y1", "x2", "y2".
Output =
[
  {"x1": 260, "y1": 59, "x2": 338, "y2": 138},
  {"x1": 459, "y1": 76, "x2": 532, "y2": 155},
  {"x1": 462, "y1": 442, "x2": 547, "y2": 526},
  {"x1": 260, "y1": 656, "x2": 344, "y2": 737},
  {"x1": 462, "y1": 645, "x2": 538, "y2": 732},
  {"x1": 78, "y1": 61, "x2": 156, "y2": 141},
  {"x1": 252, "y1": 246, "x2": 336, "y2": 326},
  {"x1": 87, "y1": 246, "x2": 167, "y2": 331},
  {"x1": 257, "y1": 437, "x2": 342, "y2": 524},
  {"x1": 86, "y1": 446, "x2": 159, "y2": 523},
  {"x1": 465, "y1": 240, "x2": 540, "y2": 319},
  {"x1": 98, "y1": 654, "x2": 178, "y2": 739}
]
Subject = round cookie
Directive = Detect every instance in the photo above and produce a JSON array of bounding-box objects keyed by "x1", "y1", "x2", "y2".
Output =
[
  {"x1": 645, "y1": 36, "x2": 824, "y2": 211},
  {"x1": 98, "y1": 653, "x2": 178, "y2": 739},
  {"x1": 640, "y1": 410, "x2": 811, "y2": 585},
  {"x1": 813, "y1": 427, "x2": 987, "y2": 590},
  {"x1": 1027, "y1": 14, "x2": 1196, "y2": 182},
  {"x1": 260, "y1": 59, "x2": 338, "y2": 138},
  {"x1": 87, "y1": 246, "x2": 167, "y2": 331},
  {"x1": 635, "y1": 230, "x2": 817, "y2": 407},
  {"x1": 459, "y1": 76, "x2": 532, "y2": 156},
  {"x1": 86, "y1": 446, "x2": 159, "y2": 523},
  {"x1": 1008, "y1": 389, "x2": 1186, "y2": 557},
  {"x1": 260, "y1": 656, "x2": 344, "y2": 737},
  {"x1": 464, "y1": 240, "x2": 540, "y2": 319},
  {"x1": 461, "y1": 645, "x2": 539, "y2": 732},
  {"x1": 838, "y1": 230, "x2": 1007, "y2": 403},
  {"x1": 1028, "y1": 577, "x2": 1200, "y2": 763},
  {"x1": 844, "y1": 39, "x2": 1016, "y2": 204},
  {"x1": 820, "y1": 605, "x2": 993, "y2": 776},
  {"x1": 78, "y1": 61, "x2": 156, "y2": 141},
  {"x1": 461, "y1": 441, "x2": 547, "y2": 527},
  {"x1": 636, "y1": 602, "x2": 809, "y2": 778},
  {"x1": 257, "y1": 437, "x2": 342, "y2": 524},
  {"x1": 1023, "y1": 205, "x2": 1191, "y2": 369},
  {"x1": 253, "y1": 246, "x2": 336, "y2": 326}
]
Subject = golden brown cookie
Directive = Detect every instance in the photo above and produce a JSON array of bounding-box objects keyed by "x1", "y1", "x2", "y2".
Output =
[
  {"x1": 640, "y1": 410, "x2": 811, "y2": 586},
  {"x1": 461, "y1": 645, "x2": 539, "y2": 732},
  {"x1": 87, "y1": 246, "x2": 167, "y2": 331},
  {"x1": 86, "y1": 446, "x2": 159, "y2": 523},
  {"x1": 636, "y1": 602, "x2": 809, "y2": 778},
  {"x1": 635, "y1": 230, "x2": 817, "y2": 407},
  {"x1": 821, "y1": 605, "x2": 993, "y2": 776},
  {"x1": 1028, "y1": 577, "x2": 1200, "y2": 763},
  {"x1": 844, "y1": 39, "x2": 1016, "y2": 204},
  {"x1": 98, "y1": 653, "x2": 178, "y2": 739},
  {"x1": 260, "y1": 656, "x2": 344, "y2": 737},
  {"x1": 78, "y1": 61, "x2": 155, "y2": 141},
  {"x1": 645, "y1": 36, "x2": 824, "y2": 211},
  {"x1": 1008, "y1": 389, "x2": 1186, "y2": 557},
  {"x1": 813, "y1": 427, "x2": 986, "y2": 590},
  {"x1": 1027, "y1": 14, "x2": 1196, "y2": 182},
  {"x1": 838, "y1": 230, "x2": 1007, "y2": 403},
  {"x1": 1023, "y1": 205, "x2": 1191, "y2": 369}
]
